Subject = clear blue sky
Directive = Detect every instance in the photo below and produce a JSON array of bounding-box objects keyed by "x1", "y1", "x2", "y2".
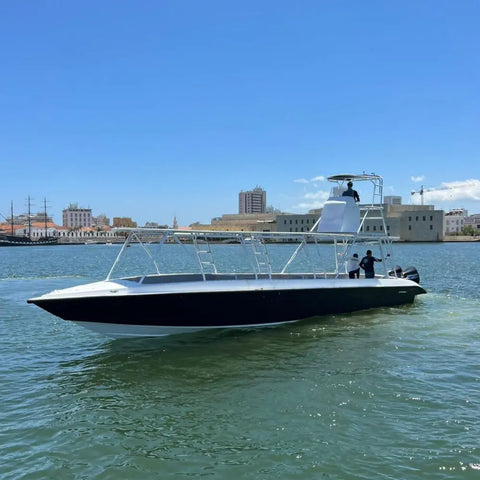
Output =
[{"x1": 1, "y1": 0, "x2": 479, "y2": 226}]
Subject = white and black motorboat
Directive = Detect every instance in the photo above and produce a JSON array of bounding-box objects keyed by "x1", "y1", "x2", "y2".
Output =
[{"x1": 28, "y1": 174, "x2": 426, "y2": 339}]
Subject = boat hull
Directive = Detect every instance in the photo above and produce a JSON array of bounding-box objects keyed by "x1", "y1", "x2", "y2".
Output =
[
  {"x1": 0, "y1": 236, "x2": 58, "y2": 246},
  {"x1": 28, "y1": 278, "x2": 426, "y2": 338}
]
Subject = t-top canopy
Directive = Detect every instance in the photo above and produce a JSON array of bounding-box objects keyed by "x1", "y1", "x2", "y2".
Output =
[{"x1": 327, "y1": 173, "x2": 382, "y2": 183}]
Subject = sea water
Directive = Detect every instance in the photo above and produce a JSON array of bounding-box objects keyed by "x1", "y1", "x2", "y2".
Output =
[{"x1": 0, "y1": 243, "x2": 479, "y2": 479}]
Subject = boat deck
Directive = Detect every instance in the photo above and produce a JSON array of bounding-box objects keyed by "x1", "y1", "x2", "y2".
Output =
[{"x1": 123, "y1": 271, "x2": 358, "y2": 284}]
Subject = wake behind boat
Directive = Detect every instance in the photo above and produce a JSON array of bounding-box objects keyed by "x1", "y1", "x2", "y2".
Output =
[{"x1": 28, "y1": 174, "x2": 426, "y2": 339}]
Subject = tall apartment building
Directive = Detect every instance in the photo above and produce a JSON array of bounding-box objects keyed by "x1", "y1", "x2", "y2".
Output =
[
  {"x1": 239, "y1": 187, "x2": 266, "y2": 214},
  {"x1": 62, "y1": 204, "x2": 92, "y2": 228}
]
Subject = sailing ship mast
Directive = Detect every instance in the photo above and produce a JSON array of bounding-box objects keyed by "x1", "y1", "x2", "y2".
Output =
[
  {"x1": 27, "y1": 195, "x2": 32, "y2": 239},
  {"x1": 43, "y1": 198, "x2": 47, "y2": 238},
  {"x1": 10, "y1": 201, "x2": 14, "y2": 236},
  {"x1": 1, "y1": 197, "x2": 58, "y2": 246}
]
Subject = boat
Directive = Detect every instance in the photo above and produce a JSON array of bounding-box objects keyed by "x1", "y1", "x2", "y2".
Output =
[
  {"x1": 0, "y1": 198, "x2": 58, "y2": 247},
  {"x1": 0, "y1": 234, "x2": 58, "y2": 246},
  {"x1": 28, "y1": 174, "x2": 426, "y2": 339}
]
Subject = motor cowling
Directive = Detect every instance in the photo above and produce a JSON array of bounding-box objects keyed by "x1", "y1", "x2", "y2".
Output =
[
  {"x1": 402, "y1": 266, "x2": 420, "y2": 284},
  {"x1": 388, "y1": 265, "x2": 403, "y2": 278}
]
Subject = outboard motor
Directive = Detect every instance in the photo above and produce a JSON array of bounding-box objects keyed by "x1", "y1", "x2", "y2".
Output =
[
  {"x1": 389, "y1": 265, "x2": 403, "y2": 278},
  {"x1": 402, "y1": 266, "x2": 420, "y2": 284}
]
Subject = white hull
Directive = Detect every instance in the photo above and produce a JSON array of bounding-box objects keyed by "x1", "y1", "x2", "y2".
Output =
[{"x1": 74, "y1": 319, "x2": 298, "y2": 339}]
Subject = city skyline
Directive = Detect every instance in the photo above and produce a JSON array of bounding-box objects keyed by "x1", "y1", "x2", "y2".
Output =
[
  {"x1": 1, "y1": 182, "x2": 478, "y2": 230},
  {"x1": 1, "y1": 1, "x2": 479, "y2": 226}
]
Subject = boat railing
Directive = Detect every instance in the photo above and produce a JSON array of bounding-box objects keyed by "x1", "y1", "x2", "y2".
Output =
[
  {"x1": 107, "y1": 228, "x2": 350, "y2": 281},
  {"x1": 107, "y1": 215, "x2": 400, "y2": 281}
]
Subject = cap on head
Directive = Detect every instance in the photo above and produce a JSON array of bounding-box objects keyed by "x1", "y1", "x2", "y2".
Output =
[
  {"x1": 347, "y1": 181, "x2": 353, "y2": 187},
  {"x1": 366, "y1": 250, "x2": 372, "y2": 255}
]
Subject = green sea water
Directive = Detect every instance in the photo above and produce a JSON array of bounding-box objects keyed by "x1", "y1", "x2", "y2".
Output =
[{"x1": 1, "y1": 243, "x2": 479, "y2": 479}]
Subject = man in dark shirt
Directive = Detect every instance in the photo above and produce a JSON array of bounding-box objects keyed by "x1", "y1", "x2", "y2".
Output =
[
  {"x1": 342, "y1": 181, "x2": 360, "y2": 202},
  {"x1": 359, "y1": 250, "x2": 382, "y2": 278}
]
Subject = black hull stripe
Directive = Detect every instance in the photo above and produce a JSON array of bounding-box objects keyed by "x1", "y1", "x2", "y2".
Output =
[{"x1": 30, "y1": 286, "x2": 424, "y2": 327}]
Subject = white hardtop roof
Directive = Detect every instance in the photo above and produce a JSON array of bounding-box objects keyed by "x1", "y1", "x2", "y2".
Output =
[{"x1": 327, "y1": 173, "x2": 382, "y2": 183}]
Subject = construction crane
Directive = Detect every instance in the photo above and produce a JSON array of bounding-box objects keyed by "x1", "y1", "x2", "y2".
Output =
[
  {"x1": 411, "y1": 183, "x2": 465, "y2": 205},
  {"x1": 411, "y1": 185, "x2": 425, "y2": 205}
]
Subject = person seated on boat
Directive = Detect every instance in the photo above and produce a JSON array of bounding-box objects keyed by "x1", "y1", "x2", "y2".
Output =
[
  {"x1": 347, "y1": 253, "x2": 360, "y2": 279},
  {"x1": 342, "y1": 181, "x2": 360, "y2": 202},
  {"x1": 359, "y1": 250, "x2": 382, "y2": 279}
]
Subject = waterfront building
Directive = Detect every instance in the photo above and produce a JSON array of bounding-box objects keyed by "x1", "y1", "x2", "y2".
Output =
[
  {"x1": 274, "y1": 213, "x2": 319, "y2": 233},
  {"x1": 206, "y1": 203, "x2": 445, "y2": 241},
  {"x1": 361, "y1": 204, "x2": 444, "y2": 241},
  {"x1": 301, "y1": 203, "x2": 445, "y2": 241},
  {"x1": 63, "y1": 204, "x2": 92, "y2": 228},
  {"x1": 7, "y1": 211, "x2": 54, "y2": 225},
  {"x1": 464, "y1": 213, "x2": 480, "y2": 230},
  {"x1": 3, "y1": 223, "x2": 59, "y2": 239},
  {"x1": 144, "y1": 221, "x2": 168, "y2": 229},
  {"x1": 112, "y1": 217, "x2": 137, "y2": 228},
  {"x1": 93, "y1": 214, "x2": 110, "y2": 228},
  {"x1": 57, "y1": 226, "x2": 118, "y2": 242},
  {"x1": 384, "y1": 196, "x2": 402, "y2": 205},
  {"x1": 239, "y1": 187, "x2": 266, "y2": 214},
  {"x1": 444, "y1": 209, "x2": 467, "y2": 234},
  {"x1": 210, "y1": 213, "x2": 276, "y2": 231},
  {"x1": 275, "y1": 204, "x2": 444, "y2": 241}
]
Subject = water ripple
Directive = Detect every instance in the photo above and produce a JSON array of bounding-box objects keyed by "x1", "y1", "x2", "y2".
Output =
[{"x1": 2, "y1": 244, "x2": 480, "y2": 478}]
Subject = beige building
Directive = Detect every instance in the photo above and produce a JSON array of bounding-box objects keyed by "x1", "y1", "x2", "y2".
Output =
[
  {"x1": 203, "y1": 202, "x2": 445, "y2": 241},
  {"x1": 93, "y1": 214, "x2": 110, "y2": 228},
  {"x1": 275, "y1": 204, "x2": 444, "y2": 241},
  {"x1": 112, "y1": 217, "x2": 137, "y2": 228},
  {"x1": 203, "y1": 212, "x2": 319, "y2": 234},
  {"x1": 273, "y1": 213, "x2": 319, "y2": 233},
  {"x1": 208, "y1": 213, "x2": 276, "y2": 231},
  {"x1": 361, "y1": 204, "x2": 444, "y2": 241},
  {"x1": 281, "y1": 204, "x2": 444, "y2": 241},
  {"x1": 62, "y1": 204, "x2": 92, "y2": 228}
]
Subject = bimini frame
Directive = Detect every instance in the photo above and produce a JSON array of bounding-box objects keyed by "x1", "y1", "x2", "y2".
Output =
[{"x1": 107, "y1": 174, "x2": 398, "y2": 282}]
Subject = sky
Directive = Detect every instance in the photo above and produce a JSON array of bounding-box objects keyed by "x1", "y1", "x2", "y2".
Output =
[{"x1": 1, "y1": 0, "x2": 479, "y2": 226}]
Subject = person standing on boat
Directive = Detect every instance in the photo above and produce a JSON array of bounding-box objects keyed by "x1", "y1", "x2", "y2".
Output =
[
  {"x1": 342, "y1": 181, "x2": 360, "y2": 202},
  {"x1": 359, "y1": 250, "x2": 382, "y2": 278},
  {"x1": 347, "y1": 253, "x2": 360, "y2": 279}
]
